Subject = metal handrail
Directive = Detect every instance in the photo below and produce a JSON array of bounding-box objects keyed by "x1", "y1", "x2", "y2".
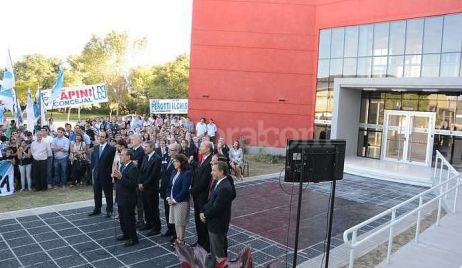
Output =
[{"x1": 342, "y1": 151, "x2": 462, "y2": 268}]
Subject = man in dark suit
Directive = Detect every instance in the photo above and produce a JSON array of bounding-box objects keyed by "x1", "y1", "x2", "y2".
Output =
[
  {"x1": 200, "y1": 161, "x2": 234, "y2": 267},
  {"x1": 89, "y1": 131, "x2": 116, "y2": 218},
  {"x1": 160, "y1": 143, "x2": 180, "y2": 239},
  {"x1": 131, "y1": 134, "x2": 146, "y2": 227},
  {"x1": 190, "y1": 141, "x2": 213, "y2": 251},
  {"x1": 155, "y1": 139, "x2": 169, "y2": 161},
  {"x1": 138, "y1": 141, "x2": 162, "y2": 236},
  {"x1": 112, "y1": 149, "x2": 139, "y2": 247}
]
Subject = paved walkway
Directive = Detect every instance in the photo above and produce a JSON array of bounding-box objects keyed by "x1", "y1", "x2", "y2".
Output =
[{"x1": 376, "y1": 189, "x2": 462, "y2": 268}]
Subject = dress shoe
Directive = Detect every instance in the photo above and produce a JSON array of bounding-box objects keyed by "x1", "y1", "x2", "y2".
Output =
[
  {"x1": 124, "y1": 239, "x2": 139, "y2": 247},
  {"x1": 116, "y1": 235, "x2": 128, "y2": 241},
  {"x1": 138, "y1": 225, "x2": 152, "y2": 231},
  {"x1": 88, "y1": 211, "x2": 101, "y2": 216},
  {"x1": 161, "y1": 230, "x2": 174, "y2": 237},
  {"x1": 105, "y1": 212, "x2": 113, "y2": 218},
  {"x1": 146, "y1": 230, "x2": 161, "y2": 236},
  {"x1": 170, "y1": 236, "x2": 178, "y2": 243}
]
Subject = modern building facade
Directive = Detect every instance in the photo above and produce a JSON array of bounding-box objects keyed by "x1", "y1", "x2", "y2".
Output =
[{"x1": 188, "y1": 0, "x2": 462, "y2": 168}]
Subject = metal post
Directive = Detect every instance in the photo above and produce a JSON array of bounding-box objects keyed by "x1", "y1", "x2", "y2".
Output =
[
  {"x1": 348, "y1": 231, "x2": 357, "y2": 268},
  {"x1": 433, "y1": 156, "x2": 439, "y2": 179},
  {"x1": 415, "y1": 196, "x2": 423, "y2": 243},
  {"x1": 292, "y1": 168, "x2": 304, "y2": 268},
  {"x1": 436, "y1": 195, "x2": 442, "y2": 226},
  {"x1": 386, "y1": 210, "x2": 396, "y2": 264},
  {"x1": 454, "y1": 176, "x2": 460, "y2": 213},
  {"x1": 445, "y1": 168, "x2": 450, "y2": 200},
  {"x1": 325, "y1": 180, "x2": 336, "y2": 268}
]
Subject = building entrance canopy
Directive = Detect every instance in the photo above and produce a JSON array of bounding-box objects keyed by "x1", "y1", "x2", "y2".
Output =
[{"x1": 331, "y1": 78, "x2": 462, "y2": 167}]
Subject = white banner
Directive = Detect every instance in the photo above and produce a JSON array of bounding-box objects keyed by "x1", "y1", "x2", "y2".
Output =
[
  {"x1": 0, "y1": 161, "x2": 14, "y2": 196},
  {"x1": 42, "y1": 83, "x2": 108, "y2": 109},
  {"x1": 149, "y1": 99, "x2": 188, "y2": 114}
]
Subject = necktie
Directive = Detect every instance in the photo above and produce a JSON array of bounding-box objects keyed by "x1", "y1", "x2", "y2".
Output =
[
  {"x1": 120, "y1": 164, "x2": 126, "y2": 173},
  {"x1": 99, "y1": 145, "x2": 103, "y2": 158}
]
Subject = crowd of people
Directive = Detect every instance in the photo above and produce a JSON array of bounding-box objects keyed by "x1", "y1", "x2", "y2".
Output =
[{"x1": 1, "y1": 114, "x2": 241, "y2": 267}]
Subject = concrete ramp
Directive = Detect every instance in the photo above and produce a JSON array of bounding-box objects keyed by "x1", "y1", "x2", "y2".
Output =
[{"x1": 376, "y1": 190, "x2": 462, "y2": 268}]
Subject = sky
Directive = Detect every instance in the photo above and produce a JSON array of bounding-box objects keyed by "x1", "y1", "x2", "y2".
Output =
[{"x1": 0, "y1": 0, "x2": 193, "y2": 69}]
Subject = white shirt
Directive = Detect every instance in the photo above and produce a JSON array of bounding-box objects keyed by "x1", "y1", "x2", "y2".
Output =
[
  {"x1": 147, "y1": 151, "x2": 155, "y2": 162},
  {"x1": 99, "y1": 142, "x2": 107, "y2": 155},
  {"x1": 207, "y1": 123, "x2": 217, "y2": 137},
  {"x1": 196, "y1": 122, "x2": 207, "y2": 137},
  {"x1": 214, "y1": 176, "x2": 227, "y2": 191}
]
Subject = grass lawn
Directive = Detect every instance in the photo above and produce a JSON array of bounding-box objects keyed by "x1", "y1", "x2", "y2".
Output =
[{"x1": 0, "y1": 155, "x2": 285, "y2": 213}]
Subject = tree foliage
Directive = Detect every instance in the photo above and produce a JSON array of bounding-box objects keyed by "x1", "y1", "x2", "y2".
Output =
[{"x1": 5, "y1": 31, "x2": 189, "y2": 114}]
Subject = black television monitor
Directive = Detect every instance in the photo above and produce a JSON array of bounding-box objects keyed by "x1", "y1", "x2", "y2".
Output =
[{"x1": 284, "y1": 139, "x2": 346, "y2": 183}]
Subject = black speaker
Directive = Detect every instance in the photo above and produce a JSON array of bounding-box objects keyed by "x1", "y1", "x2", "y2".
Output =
[{"x1": 284, "y1": 139, "x2": 346, "y2": 183}]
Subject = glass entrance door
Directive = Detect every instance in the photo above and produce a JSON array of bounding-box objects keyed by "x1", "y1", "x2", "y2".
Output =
[{"x1": 382, "y1": 111, "x2": 435, "y2": 166}]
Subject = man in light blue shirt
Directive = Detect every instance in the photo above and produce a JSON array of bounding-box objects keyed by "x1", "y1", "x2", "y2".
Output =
[{"x1": 51, "y1": 127, "x2": 70, "y2": 188}]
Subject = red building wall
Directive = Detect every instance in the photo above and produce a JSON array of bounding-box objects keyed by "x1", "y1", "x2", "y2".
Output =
[{"x1": 188, "y1": 0, "x2": 462, "y2": 148}]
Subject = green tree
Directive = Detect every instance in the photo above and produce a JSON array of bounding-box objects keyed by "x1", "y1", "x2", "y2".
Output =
[{"x1": 73, "y1": 31, "x2": 147, "y2": 116}]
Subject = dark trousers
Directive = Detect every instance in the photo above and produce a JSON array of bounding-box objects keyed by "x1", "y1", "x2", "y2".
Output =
[
  {"x1": 118, "y1": 203, "x2": 138, "y2": 241},
  {"x1": 163, "y1": 198, "x2": 176, "y2": 235},
  {"x1": 136, "y1": 188, "x2": 144, "y2": 224},
  {"x1": 142, "y1": 189, "x2": 161, "y2": 231},
  {"x1": 93, "y1": 177, "x2": 113, "y2": 213},
  {"x1": 208, "y1": 231, "x2": 226, "y2": 268},
  {"x1": 193, "y1": 197, "x2": 209, "y2": 252},
  {"x1": 32, "y1": 160, "x2": 48, "y2": 191}
]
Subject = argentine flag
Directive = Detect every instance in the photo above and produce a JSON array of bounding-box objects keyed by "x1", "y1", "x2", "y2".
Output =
[
  {"x1": 26, "y1": 88, "x2": 35, "y2": 132},
  {"x1": 49, "y1": 64, "x2": 64, "y2": 108},
  {"x1": 0, "y1": 56, "x2": 16, "y2": 112}
]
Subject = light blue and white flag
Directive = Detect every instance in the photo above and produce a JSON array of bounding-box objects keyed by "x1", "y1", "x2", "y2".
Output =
[
  {"x1": 0, "y1": 161, "x2": 14, "y2": 196},
  {"x1": 35, "y1": 89, "x2": 46, "y2": 127},
  {"x1": 49, "y1": 64, "x2": 64, "y2": 107},
  {"x1": 26, "y1": 88, "x2": 35, "y2": 132},
  {"x1": 13, "y1": 97, "x2": 23, "y2": 127},
  {"x1": 0, "y1": 53, "x2": 16, "y2": 111}
]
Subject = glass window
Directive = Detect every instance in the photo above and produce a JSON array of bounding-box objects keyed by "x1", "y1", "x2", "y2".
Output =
[
  {"x1": 358, "y1": 25, "x2": 374, "y2": 57},
  {"x1": 343, "y1": 58, "x2": 357, "y2": 77},
  {"x1": 316, "y1": 81, "x2": 329, "y2": 92},
  {"x1": 421, "y1": 54, "x2": 440, "y2": 77},
  {"x1": 368, "y1": 99, "x2": 385, "y2": 125},
  {"x1": 317, "y1": 59, "x2": 329, "y2": 81},
  {"x1": 404, "y1": 55, "x2": 422, "y2": 77},
  {"x1": 442, "y1": 14, "x2": 462, "y2": 53},
  {"x1": 331, "y1": 28, "x2": 345, "y2": 58},
  {"x1": 418, "y1": 94, "x2": 438, "y2": 112},
  {"x1": 357, "y1": 130, "x2": 367, "y2": 157},
  {"x1": 440, "y1": 53, "x2": 461, "y2": 77},
  {"x1": 402, "y1": 99, "x2": 419, "y2": 111},
  {"x1": 385, "y1": 98, "x2": 401, "y2": 110},
  {"x1": 389, "y1": 21, "x2": 406, "y2": 55},
  {"x1": 329, "y1": 58, "x2": 343, "y2": 81},
  {"x1": 373, "y1": 22, "x2": 389, "y2": 56},
  {"x1": 319, "y1": 29, "x2": 331, "y2": 59},
  {"x1": 423, "y1": 16, "x2": 443, "y2": 53},
  {"x1": 387, "y1": 56, "x2": 404, "y2": 77},
  {"x1": 359, "y1": 98, "x2": 369, "y2": 124},
  {"x1": 372, "y1": 56, "x2": 387, "y2": 77},
  {"x1": 315, "y1": 91, "x2": 329, "y2": 112},
  {"x1": 344, "y1": 26, "x2": 359, "y2": 57},
  {"x1": 366, "y1": 131, "x2": 382, "y2": 159},
  {"x1": 314, "y1": 125, "x2": 331, "y2": 139},
  {"x1": 357, "y1": 57, "x2": 372, "y2": 77},
  {"x1": 405, "y1": 19, "x2": 424, "y2": 54}
]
